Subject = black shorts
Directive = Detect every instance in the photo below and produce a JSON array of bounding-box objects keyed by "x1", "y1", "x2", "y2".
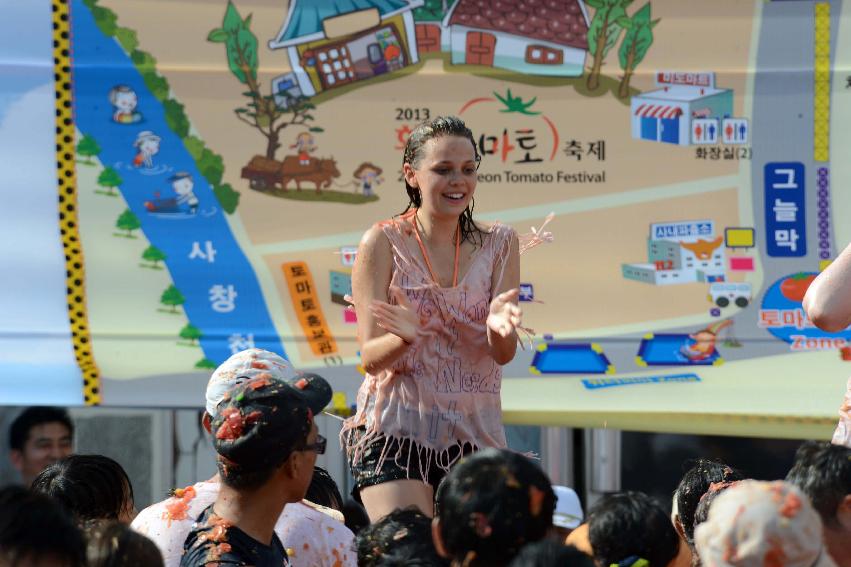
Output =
[{"x1": 347, "y1": 428, "x2": 475, "y2": 498}]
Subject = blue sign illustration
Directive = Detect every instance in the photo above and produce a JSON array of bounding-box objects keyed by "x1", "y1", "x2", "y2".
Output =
[{"x1": 764, "y1": 162, "x2": 806, "y2": 257}]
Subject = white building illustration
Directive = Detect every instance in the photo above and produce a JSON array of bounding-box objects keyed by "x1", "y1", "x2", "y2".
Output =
[{"x1": 622, "y1": 220, "x2": 726, "y2": 286}]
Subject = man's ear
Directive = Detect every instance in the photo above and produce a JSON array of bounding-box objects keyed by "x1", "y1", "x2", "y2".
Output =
[
  {"x1": 673, "y1": 514, "x2": 686, "y2": 541},
  {"x1": 281, "y1": 453, "x2": 301, "y2": 481},
  {"x1": 432, "y1": 517, "x2": 449, "y2": 559},
  {"x1": 202, "y1": 412, "x2": 212, "y2": 434},
  {"x1": 9, "y1": 449, "x2": 23, "y2": 473}
]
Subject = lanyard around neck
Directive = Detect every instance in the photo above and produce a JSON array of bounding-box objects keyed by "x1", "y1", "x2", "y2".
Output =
[{"x1": 411, "y1": 211, "x2": 460, "y2": 287}]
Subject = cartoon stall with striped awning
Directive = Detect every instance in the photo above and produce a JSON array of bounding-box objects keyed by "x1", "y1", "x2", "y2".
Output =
[{"x1": 630, "y1": 71, "x2": 733, "y2": 146}]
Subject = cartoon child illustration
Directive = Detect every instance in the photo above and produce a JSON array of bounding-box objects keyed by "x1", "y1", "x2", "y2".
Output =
[
  {"x1": 170, "y1": 172, "x2": 198, "y2": 214},
  {"x1": 290, "y1": 132, "x2": 316, "y2": 166},
  {"x1": 353, "y1": 162, "x2": 384, "y2": 197},
  {"x1": 132, "y1": 131, "x2": 161, "y2": 168},
  {"x1": 679, "y1": 319, "x2": 732, "y2": 362},
  {"x1": 109, "y1": 85, "x2": 141, "y2": 124}
]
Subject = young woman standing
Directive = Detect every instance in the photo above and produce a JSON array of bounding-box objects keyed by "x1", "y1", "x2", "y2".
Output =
[{"x1": 343, "y1": 116, "x2": 523, "y2": 520}]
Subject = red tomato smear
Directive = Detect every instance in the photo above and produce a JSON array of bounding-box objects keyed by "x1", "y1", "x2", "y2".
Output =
[{"x1": 216, "y1": 408, "x2": 263, "y2": 440}]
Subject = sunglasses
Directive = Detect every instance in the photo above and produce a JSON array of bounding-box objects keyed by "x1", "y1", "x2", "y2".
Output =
[{"x1": 299, "y1": 433, "x2": 326, "y2": 455}]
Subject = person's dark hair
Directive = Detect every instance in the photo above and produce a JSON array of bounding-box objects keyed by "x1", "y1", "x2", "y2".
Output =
[
  {"x1": 9, "y1": 406, "x2": 74, "y2": 451},
  {"x1": 215, "y1": 425, "x2": 311, "y2": 490},
  {"x1": 674, "y1": 459, "x2": 744, "y2": 544},
  {"x1": 786, "y1": 440, "x2": 851, "y2": 528},
  {"x1": 0, "y1": 485, "x2": 85, "y2": 567},
  {"x1": 343, "y1": 498, "x2": 371, "y2": 535},
  {"x1": 401, "y1": 115, "x2": 485, "y2": 245},
  {"x1": 216, "y1": 454, "x2": 282, "y2": 490},
  {"x1": 30, "y1": 454, "x2": 134, "y2": 523},
  {"x1": 587, "y1": 491, "x2": 680, "y2": 567},
  {"x1": 84, "y1": 521, "x2": 164, "y2": 567},
  {"x1": 356, "y1": 506, "x2": 448, "y2": 567},
  {"x1": 508, "y1": 542, "x2": 595, "y2": 567},
  {"x1": 689, "y1": 479, "x2": 741, "y2": 567},
  {"x1": 305, "y1": 465, "x2": 344, "y2": 511},
  {"x1": 436, "y1": 448, "x2": 556, "y2": 567}
]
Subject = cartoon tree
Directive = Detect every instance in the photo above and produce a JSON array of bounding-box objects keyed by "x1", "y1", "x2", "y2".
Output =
[
  {"x1": 76, "y1": 134, "x2": 101, "y2": 165},
  {"x1": 97, "y1": 166, "x2": 123, "y2": 196},
  {"x1": 141, "y1": 245, "x2": 166, "y2": 268},
  {"x1": 160, "y1": 284, "x2": 185, "y2": 313},
  {"x1": 414, "y1": 0, "x2": 450, "y2": 20},
  {"x1": 617, "y1": 3, "x2": 659, "y2": 99},
  {"x1": 207, "y1": 2, "x2": 322, "y2": 160},
  {"x1": 195, "y1": 358, "x2": 217, "y2": 369},
  {"x1": 115, "y1": 209, "x2": 141, "y2": 238},
  {"x1": 585, "y1": 0, "x2": 632, "y2": 91},
  {"x1": 179, "y1": 323, "x2": 202, "y2": 345}
]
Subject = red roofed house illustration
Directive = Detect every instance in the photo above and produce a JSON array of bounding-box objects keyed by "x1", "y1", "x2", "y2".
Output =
[{"x1": 440, "y1": 0, "x2": 590, "y2": 76}]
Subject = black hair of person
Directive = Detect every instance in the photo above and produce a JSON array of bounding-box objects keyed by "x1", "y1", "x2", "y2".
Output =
[
  {"x1": 508, "y1": 541, "x2": 596, "y2": 567},
  {"x1": 674, "y1": 458, "x2": 744, "y2": 544},
  {"x1": 84, "y1": 521, "x2": 164, "y2": 567},
  {"x1": 401, "y1": 115, "x2": 485, "y2": 246},
  {"x1": 688, "y1": 480, "x2": 741, "y2": 567},
  {"x1": 0, "y1": 485, "x2": 86, "y2": 567},
  {"x1": 786, "y1": 440, "x2": 851, "y2": 528},
  {"x1": 587, "y1": 491, "x2": 680, "y2": 567},
  {"x1": 9, "y1": 406, "x2": 74, "y2": 450},
  {"x1": 342, "y1": 498, "x2": 371, "y2": 535},
  {"x1": 214, "y1": 422, "x2": 311, "y2": 490},
  {"x1": 305, "y1": 465, "x2": 344, "y2": 511},
  {"x1": 356, "y1": 506, "x2": 448, "y2": 567},
  {"x1": 30, "y1": 454, "x2": 134, "y2": 523},
  {"x1": 436, "y1": 448, "x2": 556, "y2": 567}
]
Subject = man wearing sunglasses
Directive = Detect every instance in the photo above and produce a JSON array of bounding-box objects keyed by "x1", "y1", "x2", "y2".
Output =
[
  {"x1": 132, "y1": 349, "x2": 355, "y2": 567},
  {"x1": 181, "y1": 372, "x2": 334, "y2": 566}
]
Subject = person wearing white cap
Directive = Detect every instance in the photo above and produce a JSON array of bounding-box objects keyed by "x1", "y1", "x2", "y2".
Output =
[
  {"x1": 551, "y1": 485, "x2": 584, "y2": 540},
  {"x1": 130, "y1": 348, "x2": 355, "y2": 567},
  {"x1": 132, "y1": 130, "x2": 161, "y2": 168},
  {"x1": 695, "y1": 480, "x2": 837, "y2": 567}
]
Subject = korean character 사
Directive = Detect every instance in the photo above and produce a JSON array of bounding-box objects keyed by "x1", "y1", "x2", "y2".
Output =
[{"x1": 189, "y1": 241, "x2": 217, "y2": 263}]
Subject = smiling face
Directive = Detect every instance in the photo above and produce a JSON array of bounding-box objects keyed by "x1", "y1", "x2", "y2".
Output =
[
  {"x1": 140, "y1": 138, "x2": 160, "y2": 154},
  {"x1": 404, "y1": 135, "x2": 478, "y2": 220},
  {"x1": 115, "y1": 91, "x2": 137, "y2": 112},
  {"x1": 172, "y1": 177, "x2": 193, "y2": 195},
  {"x1": 10, "y1": 422, "x2": 73, "y2": 486}
]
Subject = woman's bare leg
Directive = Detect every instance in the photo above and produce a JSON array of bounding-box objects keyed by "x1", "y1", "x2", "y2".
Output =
[{"x1": 359, "y1": 479, "x2": 434, "y2": 522}]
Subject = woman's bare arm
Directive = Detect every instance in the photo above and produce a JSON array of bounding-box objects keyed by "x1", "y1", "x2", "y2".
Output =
[
  {"x1": 803, "y1": 242, "x2": 851, "y2": 332},
  {"x1": 353, "y1": 225, "x2": 413, "y2": 375},
  {"x1": 487, "y1": 230, "x2": 521, "y2": 365}
]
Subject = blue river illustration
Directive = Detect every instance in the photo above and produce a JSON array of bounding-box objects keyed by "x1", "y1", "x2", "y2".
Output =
[{"x1": 71, "y1": 0, "x2": 288, "y2": 365}]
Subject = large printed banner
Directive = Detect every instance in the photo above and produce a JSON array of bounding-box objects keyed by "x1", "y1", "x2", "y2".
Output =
[{"x1": 2, "y1": 0, "x2": 849, "y2": 436}]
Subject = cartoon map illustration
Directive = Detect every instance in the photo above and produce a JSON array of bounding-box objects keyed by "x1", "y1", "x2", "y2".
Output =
[{"x1": 42, "y1": 0, "x2": 851, "y2": 427}]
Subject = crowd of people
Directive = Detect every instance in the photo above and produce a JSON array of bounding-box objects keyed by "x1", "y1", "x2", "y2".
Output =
[
  {"x1": 1, "y1": 350, "x2": 848, "y2": 567},
  {"x1": 2, "y1": 115, "x2": 851, "y2": 565}
]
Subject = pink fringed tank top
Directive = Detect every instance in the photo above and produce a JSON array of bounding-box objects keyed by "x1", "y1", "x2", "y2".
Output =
[{"x1": 342, "y1": 214, "x2": 516, "y2": 479}]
